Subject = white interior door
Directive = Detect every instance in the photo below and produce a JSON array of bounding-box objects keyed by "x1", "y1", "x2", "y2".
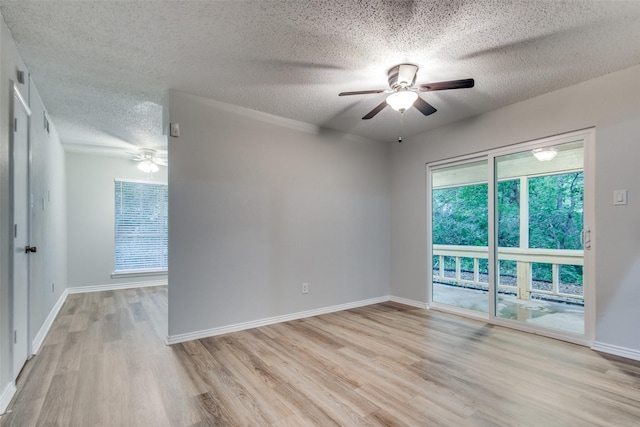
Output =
[{"x1": 12, "y1": 85, "x2": 31, "y2": 380}]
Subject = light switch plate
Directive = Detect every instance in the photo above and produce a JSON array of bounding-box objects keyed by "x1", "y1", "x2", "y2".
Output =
[
  {"x1": 613, "y1": 189, "x2": 627, "y2": 205},
  {"x1": 170, "y1": 122, "x2": 180, "y2": 137}
]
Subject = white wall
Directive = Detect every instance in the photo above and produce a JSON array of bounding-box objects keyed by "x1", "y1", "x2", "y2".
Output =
[
  {"x1": 390, "y1": 64, "x2": 640, "y2": 353},
  {"x1": 66, "y1": 152, "x2": 167, "y2": 288},
  {"x1": 168, "y1": 91, "x2": 390, "y2": 338}
]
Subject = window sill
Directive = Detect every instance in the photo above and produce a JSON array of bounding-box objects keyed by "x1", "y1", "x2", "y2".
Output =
[{"x1": 111, "y1": 269, "x2": 168, "y2": 279}]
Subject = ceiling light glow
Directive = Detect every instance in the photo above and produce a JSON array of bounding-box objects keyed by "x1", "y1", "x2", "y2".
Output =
[
  {"x1": 532, "y1": 147, "x2": 558, "y2": 161},
  {"x1": 386, "y1": 90, "x2": 418, "y2": 112},
  {"x1": 137, "y1": 159, "x2": 159, "y2": 173}
]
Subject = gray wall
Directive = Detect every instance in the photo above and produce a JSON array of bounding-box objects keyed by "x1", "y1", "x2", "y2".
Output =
[
  {"x1": 0, "y1": 16, "x2": 67, "y2": 399},
  {"x1": 28, "y1": 81, "x2": 67, "y2": 347},
  {"x1": 168, "y1": 91, "x2": 390, "y2": 337},
  {"x1": 0, "y1": 17, "x2": 31, "y2": 397},
  {"x1": 66, "y1": 152, "x2": 167, "y2": 288},
  {"x1": 390, "y1": 64, "x2": 640, "y2": 352}
]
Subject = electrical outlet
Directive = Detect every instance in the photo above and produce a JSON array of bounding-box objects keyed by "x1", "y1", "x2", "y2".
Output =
[{"x1": 302, "y1": 282, "x2": 309, "y2": 294}]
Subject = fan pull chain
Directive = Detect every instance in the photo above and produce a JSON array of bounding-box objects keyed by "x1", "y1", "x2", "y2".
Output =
[{"x1": 398, "y1": 112, "x2": 404, "y2": 143}]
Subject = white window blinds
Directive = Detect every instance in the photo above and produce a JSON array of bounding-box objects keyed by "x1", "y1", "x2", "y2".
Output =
[{"x1": 114, "y1": 180, "x2": 168, "y2": 272}]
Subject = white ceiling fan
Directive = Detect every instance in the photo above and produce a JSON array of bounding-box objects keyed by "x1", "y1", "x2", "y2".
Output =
[{"x1": 132, "y1": 148, "x2": 167, "y2": 173}]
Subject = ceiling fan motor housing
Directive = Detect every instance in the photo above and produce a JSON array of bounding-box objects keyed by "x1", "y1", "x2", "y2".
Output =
[
  {"x1": 138, "y1": 147, "x2": 157, "y2": 160},
  {"x1": 388, "y1": 64, "x2": 418, "y2": 89}
]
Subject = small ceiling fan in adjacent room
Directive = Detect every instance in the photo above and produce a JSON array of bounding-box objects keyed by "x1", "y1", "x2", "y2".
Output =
[
  {"x1": 339, "y1": 63, "x2": 474, "y2": 119},
  {"x1": 132, "y1": 148, "x2": 167, "y2": 173}
]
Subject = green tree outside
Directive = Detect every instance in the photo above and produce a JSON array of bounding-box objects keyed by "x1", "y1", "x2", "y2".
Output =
[{"x1": 432, "y1": 171, "x2": 583, "y2": 285}]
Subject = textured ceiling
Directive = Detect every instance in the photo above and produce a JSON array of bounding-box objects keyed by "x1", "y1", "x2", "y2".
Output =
[{"x1": 1, "y1": 1, "x2": 640, "y2": 152}]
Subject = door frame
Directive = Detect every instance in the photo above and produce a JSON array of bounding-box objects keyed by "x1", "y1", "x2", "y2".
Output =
[
  {"x1": 426, "y1": 128, "x2": 595, "y2": 346},
  {"x1": 10, "y1": 82, "x2": 32, "y2": 379}
]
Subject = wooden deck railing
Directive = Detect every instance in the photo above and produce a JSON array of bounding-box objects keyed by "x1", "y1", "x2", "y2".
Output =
[{"x1": 432, "y1": 245, "x2": 583, "y2": 300}]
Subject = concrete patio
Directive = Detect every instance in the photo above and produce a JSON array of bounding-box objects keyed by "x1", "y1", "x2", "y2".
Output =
[{"x1": 433, "y1": 283, "x2": 584, "y2": 335}]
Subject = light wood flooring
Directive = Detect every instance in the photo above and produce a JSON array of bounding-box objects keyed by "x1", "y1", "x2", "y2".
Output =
[{"x1": 2, "y1": 286, "x2": 640, "y2": 426}]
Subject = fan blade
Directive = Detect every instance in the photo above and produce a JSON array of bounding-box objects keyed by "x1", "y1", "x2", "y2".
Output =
[
  {"x1": 339, "y1": 89, "x2": 386, "y2": 96},
  {"x1": 413, "y1": 97, "x2": 437, "y2": 116},
  {"x1": 419, "y1": 78, "x2": 474, "y2": 92},
  {"x1": 362, "y1": 101, "x2": 388, "y2": 120}
]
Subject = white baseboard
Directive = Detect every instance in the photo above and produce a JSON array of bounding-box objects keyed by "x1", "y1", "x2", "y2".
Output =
[
  {"x1": 389, "y1": 295, "x2": 428, "y2": 309},
  {"x1": 0, "y1": 381, "x2": 16, "y2": 414},
  {"x1": 166, "y1": 295, "x2": 390, "y2": 345},
  {"x1": 32, "y1": 288, "x2": 70, "y2": 354},
  {"x1": 592, "y1": 341, "x2": 640, "y2": 361},
  {"x1": 67, "y1": 279, "x2": 167, "y2": 294}
]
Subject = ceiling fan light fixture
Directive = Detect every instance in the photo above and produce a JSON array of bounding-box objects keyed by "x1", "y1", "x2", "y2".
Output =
[
  {"x1": 386, "y1": 90, "x2": 418, "y2": 112},
  {"x1": 137, "y1": 159, "x2": 159, "y2": 173},
  {"x1": 532, "y1": 147, "x2": 558, "y2": 161},
  {"x1": 135, "y1": 147, "x2": 163, "y2": 173}
]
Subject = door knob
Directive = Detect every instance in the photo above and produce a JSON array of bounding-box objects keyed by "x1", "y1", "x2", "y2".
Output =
[{"x1": 25, "y1": 246, "x2": 37, "y2": 253}]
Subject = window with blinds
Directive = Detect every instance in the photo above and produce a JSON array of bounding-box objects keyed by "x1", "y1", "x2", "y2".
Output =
[{"x1": 114, "y1": 180, "x2": 168, "y2": 272}]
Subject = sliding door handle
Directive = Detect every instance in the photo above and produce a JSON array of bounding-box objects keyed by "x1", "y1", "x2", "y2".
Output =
[
  {"x1": 581, "y1": 229, "x2": 591, "y2": 250},
  {"x1": 25, "y1": 246, "x2": 37, "y2": 253}
]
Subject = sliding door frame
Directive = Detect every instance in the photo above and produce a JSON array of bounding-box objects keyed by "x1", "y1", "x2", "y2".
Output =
[{"x1": 427, "y1": 128, "x2": 595, "y2": 346}]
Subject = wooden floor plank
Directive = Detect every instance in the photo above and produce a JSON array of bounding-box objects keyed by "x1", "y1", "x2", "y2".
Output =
[
  {"x1": 35, "y1": 372, "x2": 78, "y2": 427},
  {"x1": 2, "y1": 285, "x2": 639, "y2": 426}
]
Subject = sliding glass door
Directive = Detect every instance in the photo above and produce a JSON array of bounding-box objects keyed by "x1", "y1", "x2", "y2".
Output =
[
  {"x1": 428, "y1": 130, "x2": 593, "y2": 341},
  {"x1": 430, "y1": 159, "x2": 489, "y2": 314},
  {"x1": 493, "y1": 140, "x2": 585, "y2": 335}
]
